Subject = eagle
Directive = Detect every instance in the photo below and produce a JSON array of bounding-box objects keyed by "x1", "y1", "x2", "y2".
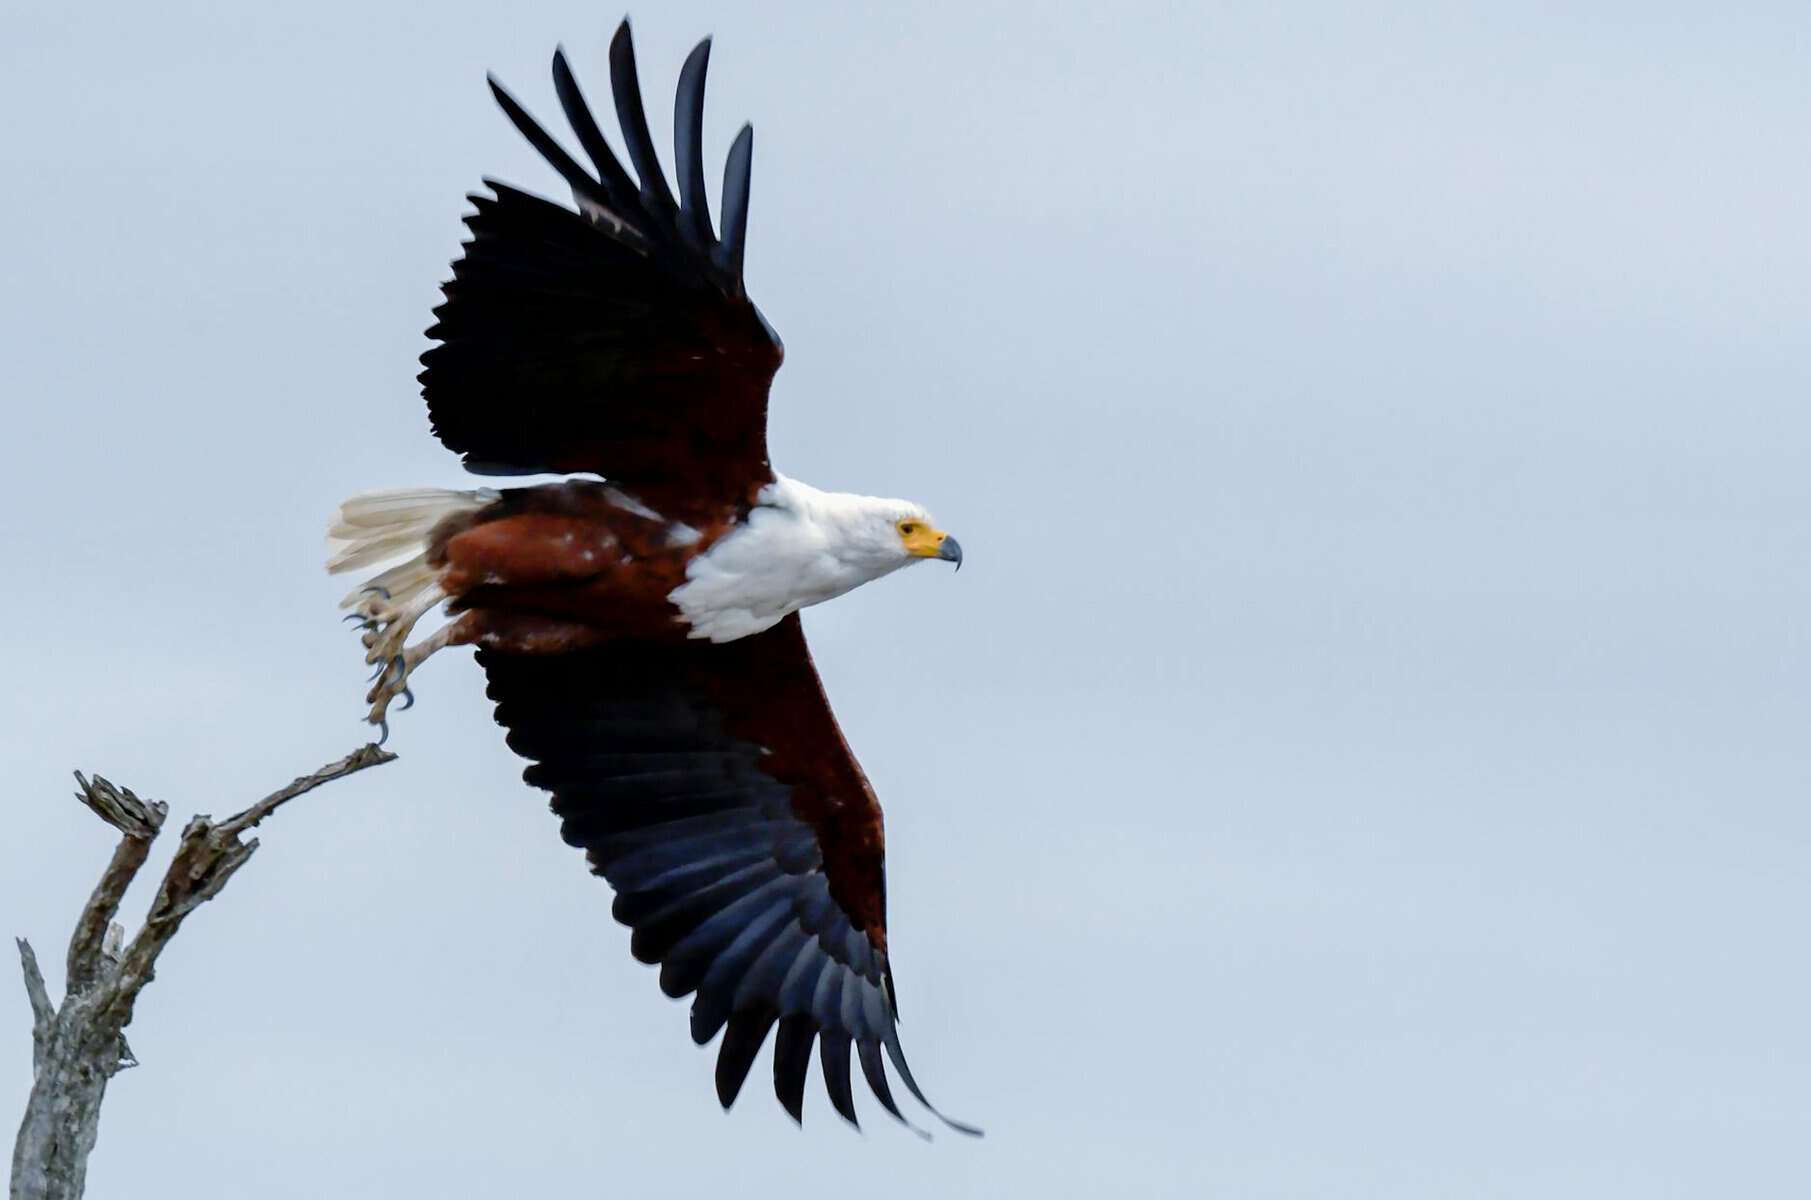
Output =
[{"x1": 325, "y1": 21, "x2": 978, "y2": 1137}]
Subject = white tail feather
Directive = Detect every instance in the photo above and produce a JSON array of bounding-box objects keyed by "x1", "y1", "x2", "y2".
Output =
[{"x1": 326, "y1": 487, "x2": 495, "y2": 609}]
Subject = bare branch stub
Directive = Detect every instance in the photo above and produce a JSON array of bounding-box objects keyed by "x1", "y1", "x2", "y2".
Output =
[
  {"x1": 69, "y1": 775, "x2": 165, "y2": 840},
  {"x1": 65, "y1": 776, "x2": 167, "y2": 995},
  {"x1": 15, "y1": 940, "x2": 53, "y2": 1073}
]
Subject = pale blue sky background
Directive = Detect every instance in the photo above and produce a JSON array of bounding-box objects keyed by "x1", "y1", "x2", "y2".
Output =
[{"x1": 4, "y1": 2, "x2": 1809, "y2": 1196}]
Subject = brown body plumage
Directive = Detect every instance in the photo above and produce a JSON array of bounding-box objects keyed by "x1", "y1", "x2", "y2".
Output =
[{"x1": 426, "y1": 481, "x2": 739, "y2": 654}]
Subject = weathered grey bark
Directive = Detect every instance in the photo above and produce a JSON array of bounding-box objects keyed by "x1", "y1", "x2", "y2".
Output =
[{"x1": 10, "y1": 745, "x2": 395, "y2": 1200}]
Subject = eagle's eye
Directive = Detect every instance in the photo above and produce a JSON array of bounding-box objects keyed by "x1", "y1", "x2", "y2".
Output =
[{"x1": 896, "y1": 517, "x2": 949, "y2": 559}]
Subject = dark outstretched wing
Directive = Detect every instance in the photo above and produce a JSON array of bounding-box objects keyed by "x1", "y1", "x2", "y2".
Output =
[
  {"x1": 480, "y1": 615, "x2": 978, "y2": 1137},
  {"x1": 421, "y1": 20, "x2": 782, "y2": 516}
]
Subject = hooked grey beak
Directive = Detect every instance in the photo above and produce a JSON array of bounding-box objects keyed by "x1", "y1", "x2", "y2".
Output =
[{"x1": 938, "y1": 535, "x2": 963, "y2": 570}]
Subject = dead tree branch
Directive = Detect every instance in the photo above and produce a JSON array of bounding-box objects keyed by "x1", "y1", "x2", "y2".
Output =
[{"x1": 10, "y1": 744, "x2": 395, "y2": 1200}]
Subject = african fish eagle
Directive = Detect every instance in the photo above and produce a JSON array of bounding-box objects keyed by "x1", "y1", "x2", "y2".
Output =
[{"x1": 325, "y1": 20, "x2": 977, "y2": 1137}]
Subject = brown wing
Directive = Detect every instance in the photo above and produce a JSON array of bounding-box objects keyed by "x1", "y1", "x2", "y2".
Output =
[
  {"x1": 479, "y1": 615, "x2": 978, "y2": 1136},
  {"x1": 420, "y1": 21, "x2": 782, "y2": 519}
]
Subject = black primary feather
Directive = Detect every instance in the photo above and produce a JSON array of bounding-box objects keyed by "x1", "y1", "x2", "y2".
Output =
[
  {"x1": 673, "y1": 38, "x2": 715, "y2": 250},
  {"x1": 550, "y1": 46, "x2": 647, "y2": 224},
  {"x1": 715, "y1": 1008, "x2": 777, "y2": 1109},
  {"x1": 819, "y1": 1034, "x2": 859, "y2": 1129},
  {"x1": 772, "y1": 1014, "x2": 815, "y2": 1124},
  {"x1": 485, "y1": 77, "x2": 614, "y2": 219},
  {"x1": 609, "y1": 20, "x2": 679, "y2": 217},
  {"x1": 715, "y1": 124, "x2": 754, "y2": 283}
]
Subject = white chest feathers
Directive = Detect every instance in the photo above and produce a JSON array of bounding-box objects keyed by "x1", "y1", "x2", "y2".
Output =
[{"x1": 668, "y1": 475, "x2": 923, "y2": 642}]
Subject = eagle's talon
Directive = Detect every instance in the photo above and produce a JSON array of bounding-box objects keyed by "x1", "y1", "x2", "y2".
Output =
[{"x1": 348, "y1": 583, "x2": 452, "y2": 737}]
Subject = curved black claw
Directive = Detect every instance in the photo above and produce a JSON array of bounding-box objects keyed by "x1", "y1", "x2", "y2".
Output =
[
  {"x1": 397, "y1": 684, "x2": 415, "y2": 712},
  {"x1": 342, "y1": 612, "x2": 369, "y2": 625},
  {"x1": 361, "y1": 585, "x2": 392, "y2": 600},
  {"x1": 368, "y1": 660, "x2": 388, "y2": 683},
  {"x1": 374, "y1": 716, "x2": 390, "y2": 747}
]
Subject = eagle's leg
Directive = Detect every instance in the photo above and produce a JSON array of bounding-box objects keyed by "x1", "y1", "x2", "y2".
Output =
[{"x1": 359, "y1": 607, "x2": 611, "y2": 734}]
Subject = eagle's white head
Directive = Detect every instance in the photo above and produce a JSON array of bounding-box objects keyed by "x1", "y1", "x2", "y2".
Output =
[
  {"x1": 806, "y1": 489, "x2": 963, "y2": 576},
  {"x1": 670, "y1": 474, "x2": 962, "y2": 642}
]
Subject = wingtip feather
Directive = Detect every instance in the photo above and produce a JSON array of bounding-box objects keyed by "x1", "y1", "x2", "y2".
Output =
[
  {"x1": 608, "y1": 15, "x2": 678, "y2": 213},
  {"x1": 715, "y1": 122, "x2": 754, "y2": 281},
  {"x1": 674, "y1": 36, "x2": 715, "y2": 248}
]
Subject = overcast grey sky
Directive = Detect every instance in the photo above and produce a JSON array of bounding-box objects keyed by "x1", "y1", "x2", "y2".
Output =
[{"x1": 4, "y1": 2, "x2": 1810, "y2": 1196}]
